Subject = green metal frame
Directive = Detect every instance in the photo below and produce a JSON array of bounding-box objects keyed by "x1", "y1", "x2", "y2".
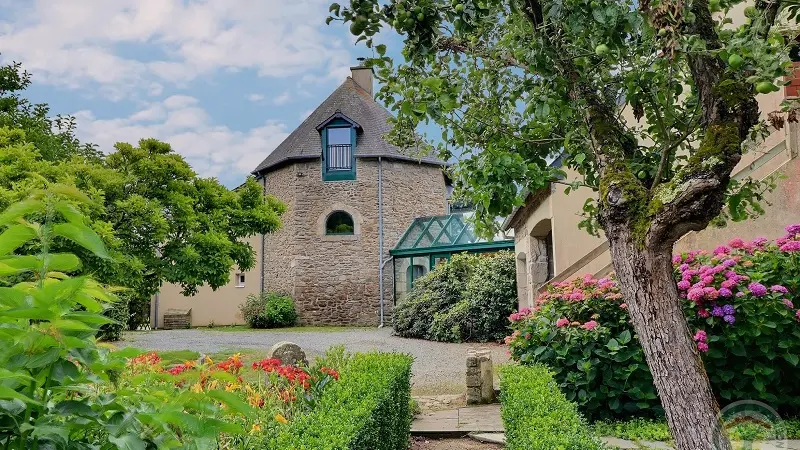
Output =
[
  {"x1": 391, "y1": 239, "x2": 514, "y2": 257},
  {"x1": 321, "y1": 118, "x2": 356, "y2": 181}
]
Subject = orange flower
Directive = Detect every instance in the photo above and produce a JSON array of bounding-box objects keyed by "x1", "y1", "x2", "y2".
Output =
[
  {"x1": 250, "y1": 423, "x2": 262, "y2": 434},
  {"x1": 275, "y1": 413, "x2": 288, "y2": 424}
]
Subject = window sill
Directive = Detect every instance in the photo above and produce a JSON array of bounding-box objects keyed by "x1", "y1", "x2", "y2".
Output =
[
  {"x1": 235, "y1": 285, "x2": 245, "y2": 288},
  {"x1": 322, "y1": 234, "x2": 359, "y2": 242}
]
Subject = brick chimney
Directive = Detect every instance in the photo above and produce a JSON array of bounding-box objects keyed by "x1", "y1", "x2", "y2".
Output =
[{"x1": 350, "y1": 58, "x2": 374, "y2": 97}]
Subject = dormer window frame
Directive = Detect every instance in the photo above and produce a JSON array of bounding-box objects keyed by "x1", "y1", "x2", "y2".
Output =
[{"x1": 318, "y1": 111, "x2": 360, "y2": 182}]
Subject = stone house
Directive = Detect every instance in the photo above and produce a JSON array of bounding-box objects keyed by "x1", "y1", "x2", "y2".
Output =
[
  {"x1": 152, "y1": 64, "x2": 449, "y2": 327},
  {"x1": 504, "y1": 4, "x2": 800, "y2": 310}
]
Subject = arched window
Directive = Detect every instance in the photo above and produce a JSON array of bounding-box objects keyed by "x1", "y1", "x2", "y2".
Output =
[{"x1": 325, "y1": 211, "x2": 355, "y2": 235}]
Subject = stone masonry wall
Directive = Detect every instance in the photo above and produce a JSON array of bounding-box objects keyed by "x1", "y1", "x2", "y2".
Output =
[{"x1": 263, "y1": 157, "x2": 446, "y2": 326}]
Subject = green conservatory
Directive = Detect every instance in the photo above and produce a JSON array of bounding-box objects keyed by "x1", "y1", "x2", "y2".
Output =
[{"x1": 391, "y1": 214, "x2": 515, "y2": 303}]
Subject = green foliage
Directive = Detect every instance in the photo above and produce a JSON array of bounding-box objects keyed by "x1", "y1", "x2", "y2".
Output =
[
  {"x1": 591, "y1": 417, "x2": 800, "y2": 442},
  {"x1": 0, "y1": 82, "x2": 285, "y2": 331},
  {"x1": 97, "y1": 293, "x2": 129, "y2": 341},
  {"x1": 328, "y1": 0, "x2": 794, "y2": 237},
  {"x1": 240, "y1": 292, "x2": 298, "y2": 328},
  {"x1": 500, "y1": 364, "x2": 605, "y2": 450},
  {"x1": 508, "y1": 231, "x2": 800, "y2": 419},
  {"x1": 265, "y1": 352, "x2": 413, "y2": 450},
  {"x1": 0, "y1": 189, "x2": 237, "y2": 448},
  {"x1": 394, "y1": 251, "x2": 517, "y2": 342}
]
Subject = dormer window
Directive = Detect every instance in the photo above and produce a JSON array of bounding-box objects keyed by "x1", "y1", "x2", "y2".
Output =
[{"x1": 317, "y1": 112, "x2": 359, "y2": 181}]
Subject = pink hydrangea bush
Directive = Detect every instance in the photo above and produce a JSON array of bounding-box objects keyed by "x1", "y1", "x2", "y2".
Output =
[{"x1": 507, "y1": 224, "x2": 800, "y2": 419}]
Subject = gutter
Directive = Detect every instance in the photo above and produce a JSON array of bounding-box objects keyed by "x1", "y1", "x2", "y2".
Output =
[{"x1": 378, "y1": 157, "x2": 385, "y2": 327}]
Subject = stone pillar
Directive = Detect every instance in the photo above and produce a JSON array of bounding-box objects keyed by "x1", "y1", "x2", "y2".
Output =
[{"x1": 466, "y1": 347, "x2": 494, "y2": 404}]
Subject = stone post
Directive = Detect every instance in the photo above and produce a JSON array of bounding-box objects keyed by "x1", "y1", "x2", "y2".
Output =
[{"x1": 466, "y1": 347, "x2": 494, "y2": 404}]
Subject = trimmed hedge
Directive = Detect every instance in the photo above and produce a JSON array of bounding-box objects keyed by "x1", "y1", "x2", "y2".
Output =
[
  {"x1": 267, "y1": 352, "x2": 413, "y2": 449},
  {"x1": 500, "y1": 364, "x2": 605, "y2": 450}
]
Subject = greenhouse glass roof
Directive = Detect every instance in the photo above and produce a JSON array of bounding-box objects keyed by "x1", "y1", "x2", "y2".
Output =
[{"x1": 391, "y1": 214, "x2": 514, "y2": 257}]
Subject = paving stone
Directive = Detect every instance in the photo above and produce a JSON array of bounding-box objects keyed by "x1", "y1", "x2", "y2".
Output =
[
  {"x1": 469, "y1": 432, "x2": 506, "y2": 445},
  {"x1": 600, "y1": 437, "x2": 640, "y2": 449},
  {"x1": 411, "y1": 404, "x2": 503, "y2": 436}
]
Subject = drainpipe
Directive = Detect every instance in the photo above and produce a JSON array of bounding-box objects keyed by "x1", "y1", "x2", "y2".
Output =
[
  {"x1": 153, "y1": 293, "x2": 159, "y2": 329},
  {"x1": 259, "y1": 174, "x2": 267, "y2": 294},
  {"x1": 378, "y1": 157, "x2": 385, "y2": 327}
]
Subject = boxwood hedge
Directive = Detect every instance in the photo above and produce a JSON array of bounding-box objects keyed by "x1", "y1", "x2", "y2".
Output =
[
  {"x1": 266, "y1": 352, "x2": 413, "y2": 450},
  {"x1": 500, "y1": 364, "x2": 605, "y2": 450}
]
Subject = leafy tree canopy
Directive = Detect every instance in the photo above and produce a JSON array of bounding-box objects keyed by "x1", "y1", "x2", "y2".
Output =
[{"x1": 0, "y1": 62, "x2": 285, "y2": 329}]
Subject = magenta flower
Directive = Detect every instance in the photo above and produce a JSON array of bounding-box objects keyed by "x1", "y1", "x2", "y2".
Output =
[
  {"x1": 783, "y1": 299, "x2": 794, "y2": 309},
  {"x1": 704, "y1": 287, "x2": 720, "y2": 299},
  {"x1": 713, "y1": 246, "x2": 730, "y2": 255},
  {"x1": 569, "y1": 291, "x2": 585, "y2": 301},
  {"x1": 687, "y1": 288, "x2": 705, "y2": 302},
  {"x1": 748, "y1": 282, "x2": 768, "y2": 297},
  {"x1": 721, "y1": 279, "x2": 737, "y2": 290},
  {"x1": 698, "y1": 308, "x2": 711, "y2": 318},
  {"x1": 672, "y1": 255, "x2": 682, "y2": 264},
  {"x1": 694, "y1": 330, "x2": 707, "y2": 342},
  {"x1": 796, "y1": 309, "x2": 800, "y2": 320},
  {"x1": 736, "y1": 292, "x2": 745, "y2": 298},
  {"x1": 581, "y1": 320, "x2": 599, "y2": 330},
  {"x1": 679, "y1": 263, "x2": 690, "y2": 272},
  {"x1": 697, "y1": 342, "x2": 709, "y2": 353},
  {"x1": 753, "y1": 237, "x2": 768, "y2": 247},
  {"x1": 779, "y1": 241, "x2": 800, "y2": 252},
  {"x1": 729, "y1": 238, "x2": 745, "y2": 249},
  {"x1": 719, "y1": 287, "x2": 733, "y2": 297},
  {"x1": 509, "y1": 313, "x2": 521, "y2": 322},
  {"x1": 786, "y1": 224, "x2": 800, "y2": 234},
  {"x1": 724, "y1": 271, "x2": 738, "y2": 279},
  {"x1": 702, "y1": 276, "x2": 715, "y2": 285},
  {"x1": 619, "y1": 303, "x2": 628, "y2": 309},
  {"x1": 556, "y1": 318, "x2": 570, "y2": 328},
  {"x1": 677, "y1": 280, "x2": 691, "y2": 290},
  {"x1": 771, "y1": 285, "x2": 789, "y2": 294},
  {"x1": 723, "y1": 259, "x2": 737, "y2": 268}
]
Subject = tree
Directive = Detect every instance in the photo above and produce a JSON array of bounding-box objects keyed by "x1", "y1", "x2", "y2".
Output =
[
  {"x1": 329, "y1": 0, "x2": 797, "y2": 448},
  {"x1": 0, "y1": 112, "x2": 284, "y2": 332}
]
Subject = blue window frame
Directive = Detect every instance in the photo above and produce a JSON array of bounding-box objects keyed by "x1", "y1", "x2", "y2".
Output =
[{"x1": 321, "y1": 118, "x2": 356, "y2": 181}]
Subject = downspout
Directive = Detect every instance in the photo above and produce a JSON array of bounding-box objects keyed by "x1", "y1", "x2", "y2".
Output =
[
  {"x1": 378, "y1": 157, "x2": 385, "y2": 328},
  {"x1": 153, "y1": 293, "x2": 159, "y2": 329},
  {"x1": 259, "y1": 174, "x2": 266, "y2": 294}
]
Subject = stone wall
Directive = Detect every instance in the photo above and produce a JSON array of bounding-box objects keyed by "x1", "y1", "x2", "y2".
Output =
[{"x1": 263, "y1": 157, "x2": 447, "y2": 326}]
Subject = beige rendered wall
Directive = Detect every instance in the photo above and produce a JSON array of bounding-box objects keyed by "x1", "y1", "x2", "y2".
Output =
[{"x1": 152, "y1": 234, "x2": 263, "y2": 327}]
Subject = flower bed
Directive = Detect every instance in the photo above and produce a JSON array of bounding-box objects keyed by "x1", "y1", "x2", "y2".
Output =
[
  {"x1": 506, "y1": 224, "x2": 800, "y2": 419},
  {"x1": 125, "y1": 349, "x2": 413, "y2": 449},
  {"x1": 500, "y1": 364, "x2": 604, "y2": 450}
]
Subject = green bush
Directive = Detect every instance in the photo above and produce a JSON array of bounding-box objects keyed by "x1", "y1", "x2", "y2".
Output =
[
  {"x1": 240, "y1": 292, "x2": 298, "y2": 328},
  {"x1": 394, "y1": 251, "x2": 517, "y2": 342},
  {"x1": 97, "y1": 294, "x2": 129, "y2": 341},
  {"x1": 507, "y1": 228, "x2": 800, "y2": 419},
  {"x1": 266, "y1": 352, "x2": 413, "y2": 449},
  {"x1": 500, "y1": 364, "x2": 605, "y2": 450}
]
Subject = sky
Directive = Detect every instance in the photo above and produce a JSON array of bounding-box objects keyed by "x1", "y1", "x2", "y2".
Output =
[{"x1": 0, "y1": 0, "x2": 400, "y2": 188}]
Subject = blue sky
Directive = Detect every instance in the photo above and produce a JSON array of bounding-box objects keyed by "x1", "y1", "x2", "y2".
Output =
[{"x1": 0, "y1": 0, "x2": 405, "y2": 188}]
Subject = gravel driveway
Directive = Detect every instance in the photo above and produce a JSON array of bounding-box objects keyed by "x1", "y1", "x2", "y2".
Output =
[{"x1": 119, "y1": 327, "x2": 509, "y2": 395}]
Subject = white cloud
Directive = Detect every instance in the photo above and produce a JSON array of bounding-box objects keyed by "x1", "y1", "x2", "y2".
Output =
[
  {"x1": 0, "y1": 0, "x2": 353, "y2": 99},
  {"x1": 247, "y1": 93, "x2": 265, "y2": 102},
  {"x1": 273, "y1": 92, "x2": 291, "y2": 105},
  {"x1": 74, "y1": 97, "x2": 290, "y2": 183}
]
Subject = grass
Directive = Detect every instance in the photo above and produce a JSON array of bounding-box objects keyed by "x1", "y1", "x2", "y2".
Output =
[
  {"x1": 200, "y1": 325, "x2": 372, "y2": 333},
  {"x1": 591, "y1": 418, "x2": 800, "y2": 442}
]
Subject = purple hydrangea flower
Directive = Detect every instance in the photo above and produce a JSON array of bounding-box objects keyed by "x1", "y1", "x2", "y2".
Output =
[
  {"x1": 724, "y1": 315, "x2": 736, "y2": 325},
  {"x1": 736, "y1": 292, "x2": 746, "y2": 298},
  {"x1": 723, "y1": 304, "x2": 735, "y2": 315},
  {"x1": 679, "y1": 263, "x2": 690, "y2": 272},
  {"x1": 677, "y1": 280, "x2": 691, "y2": 290},
  {"x1": 723, "y1": 259, "x2": 736, "y2": 268},
  {"x1": 783, "y1": 299, "x2": 794, "y2": 309},
  {"x1": 786, "y1": 224, "x2": 800, "y2": 234},
  {"x1": 719, "y1": 288, "x2": 733, "y2": 297},
  {"x1": 771, "y1": 285, "x2": 789, "y2": 294},
  {"x1": 753, "y1": 237, "x2": 768, "y2": 247},
  {"x1": 748, "y1": 282, "x2": 768, "y2": 297},
  {"x1": 672, "y1": 255, "x2": 683, "y2": 264},
  {"x1": 725, "y1": 271, "x2": 738, "y2": 279},
  {"x1": 712, "y1": 306, "x2": 725, "y2": 317}
]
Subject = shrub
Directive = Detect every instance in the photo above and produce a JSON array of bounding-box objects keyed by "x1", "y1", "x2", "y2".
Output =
[
  {"x1": 267, "y1": 352, "x2": 413, "y2": 449},
  {"x1": 394, "y1": 251, "x2": 517, "y2": 342},
  {"x1": 507, "y1": 225, "x2": 800, "y2": 419},
  {"x1": 500, "y1": 364, "x2": 604, "y2": 450},
  {"x1": 97, "y1": 294, "x2": 129, "y2": 341},
  {"x1": 241, "y1": 292, "x2": 298, "y2": 328}
]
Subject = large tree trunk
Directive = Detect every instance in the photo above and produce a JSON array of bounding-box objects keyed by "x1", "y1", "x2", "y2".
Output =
[{"x1": 609, "y1": 230, "x2": 731, "y2": 450}]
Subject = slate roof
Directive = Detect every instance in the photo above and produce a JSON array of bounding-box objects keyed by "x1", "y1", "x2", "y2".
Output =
[{"x1": 252, "y1": 77, "x2": 445, "y2": 174}]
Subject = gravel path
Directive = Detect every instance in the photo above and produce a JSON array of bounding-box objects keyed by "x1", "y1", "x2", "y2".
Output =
[{"x1": 119, "y1": 327, "x2": 509, "y2": 395}]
